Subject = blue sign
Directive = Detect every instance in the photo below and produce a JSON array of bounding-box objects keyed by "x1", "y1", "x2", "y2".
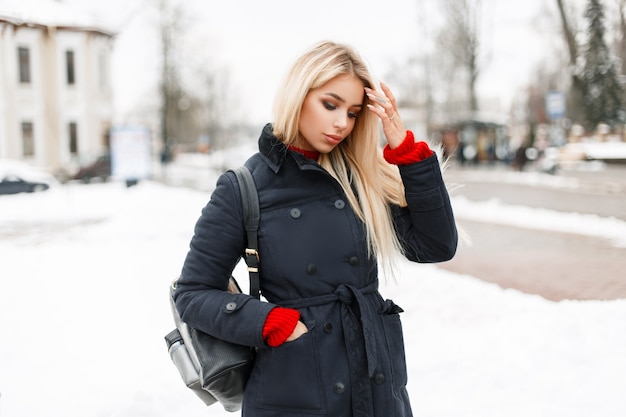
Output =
[
  {"x1": 110, "y1": 126, "x2": 152, "y2": 180},
  {"x1": 546, "y1": 91, "x2": 566, "y2": 119}
]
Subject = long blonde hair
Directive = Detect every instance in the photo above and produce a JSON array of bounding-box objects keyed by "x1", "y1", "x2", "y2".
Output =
[{"x1": 272, "y1": 41, "x2": 407, "y2": 275}]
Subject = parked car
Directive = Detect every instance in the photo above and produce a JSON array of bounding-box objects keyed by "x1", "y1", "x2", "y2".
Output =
[
  {"x1": 71, "y1": 154, "x2": 111, "y2": 183},
  {"x1": 0, "y1": 159, "x2": 57, "y2": 195},
  {"x1": 0, "y1": 174, "x2": 50, "y2": 195}
]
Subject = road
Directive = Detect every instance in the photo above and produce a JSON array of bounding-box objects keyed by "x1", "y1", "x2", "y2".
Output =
[{"x1": 437, "y1": 164, "x2": 626, "y2": 301}]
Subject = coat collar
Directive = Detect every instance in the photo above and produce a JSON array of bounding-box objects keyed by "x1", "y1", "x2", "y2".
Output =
[
  {"x1": 258, "y1": 123, "x2": 320, "y2": 173},
  {"x1": 258, "y1": 123, "x2": 287, "y2": 173}
]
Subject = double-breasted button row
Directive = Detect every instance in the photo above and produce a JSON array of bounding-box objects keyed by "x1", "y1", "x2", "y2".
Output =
[
  {"x1": 306, "y1": 256, "x2": 359, "y2": 276},
  {"x1": 289, "y1": 199, "x2": 345, "y2": 219}
]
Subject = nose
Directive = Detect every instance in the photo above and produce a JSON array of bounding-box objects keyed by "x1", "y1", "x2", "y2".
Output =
[{"x1": 333, "y1": 113, "x2": 348, "y2": 130}]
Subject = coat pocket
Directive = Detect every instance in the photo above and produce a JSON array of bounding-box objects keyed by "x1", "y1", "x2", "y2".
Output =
[
  {"x1": 255, "y1": 321, "x2": 325, "y2": 413},
  {"x1": 381, "y1": 307, "x2": 409, "y2": 390}
]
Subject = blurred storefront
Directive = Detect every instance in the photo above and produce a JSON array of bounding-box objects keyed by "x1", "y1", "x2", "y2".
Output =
[{"x1": 433, "y1": 118, "x2": 509, "y2": 165}]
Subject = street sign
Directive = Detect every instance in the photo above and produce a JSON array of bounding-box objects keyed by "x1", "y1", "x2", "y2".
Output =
[
  {"x1": 110, "y1": 125, "x2": 152, "y2": 182},
  {"x1": 546, "y1": 90, "x2": 566, "y2": 120}
]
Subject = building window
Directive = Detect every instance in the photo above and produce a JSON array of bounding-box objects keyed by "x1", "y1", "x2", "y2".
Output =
[
  {"x1": 66, "y1": 50, "x2": 75, "y2": 85},
  {"x1": 18, "y1": 47, "x2": 31, "y2": 84},
  {"x1": 69, "y1": 122, "x2": 78, "y2": 154},
  {"x1": 21, "y1": 122, "x2": 35, "y2": 156}
]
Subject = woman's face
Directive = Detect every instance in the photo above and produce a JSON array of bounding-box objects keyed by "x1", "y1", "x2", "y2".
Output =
[{"x1": 297, "y1": 74, "x2": 364, "y2": 153}]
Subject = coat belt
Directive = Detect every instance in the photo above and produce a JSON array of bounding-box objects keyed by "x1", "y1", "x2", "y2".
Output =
[{"x1": 277, "y1": 281, "x2": 380, "y2": 378}]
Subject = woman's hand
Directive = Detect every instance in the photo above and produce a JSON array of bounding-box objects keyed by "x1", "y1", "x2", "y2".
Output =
[
  {"x1": 286, "y1": 320, "x2": 308, "y2": 342},
  {"x1": 365, "y1": 82, "x2": 406, "y2": 149}
]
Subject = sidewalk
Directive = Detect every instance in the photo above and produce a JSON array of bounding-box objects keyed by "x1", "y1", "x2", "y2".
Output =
[
  {"x1": 442, "y1": 161, "x2": 626, "y2": 302},
  {"x1": 446, "y1": 161, "x2": 626, "y2": 196},
  {"x1": 437, "y1": 220, "x2": 626, "y2": 301}
]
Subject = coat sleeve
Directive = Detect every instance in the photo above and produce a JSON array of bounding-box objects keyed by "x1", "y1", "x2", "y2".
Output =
[
  {"x1": 173, "y1": 171, "x2": 275, "y2": 347},
  {"x1": 392, "y1": 153, "x2": 458, "y2": 263}
]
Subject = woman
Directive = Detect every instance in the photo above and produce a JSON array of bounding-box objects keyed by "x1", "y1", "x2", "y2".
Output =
[{"x1": 174, "y1": 40, "x2": 458, "y2": 417}]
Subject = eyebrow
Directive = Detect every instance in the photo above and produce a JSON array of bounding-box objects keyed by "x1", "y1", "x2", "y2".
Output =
[{"x1": 324, "y1": 92, "x2": 363, "y2": 108}]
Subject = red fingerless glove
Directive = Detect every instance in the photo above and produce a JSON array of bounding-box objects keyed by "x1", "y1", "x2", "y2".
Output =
[
  {"x1": 383, "y1": 130, "x2": 434, "y2": 165},
  {"x1": 262, "y1": 307, "x2": 301, "y2": 347}
]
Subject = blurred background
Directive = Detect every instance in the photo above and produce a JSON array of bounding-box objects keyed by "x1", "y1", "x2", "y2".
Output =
[{"x1": 1, "y1": 1, "x2": 626, "y2": 416}]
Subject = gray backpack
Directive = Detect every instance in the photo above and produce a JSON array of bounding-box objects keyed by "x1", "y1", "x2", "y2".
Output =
[{"x1": 164, "y1": 166, "x2": 260, "y2": 412}]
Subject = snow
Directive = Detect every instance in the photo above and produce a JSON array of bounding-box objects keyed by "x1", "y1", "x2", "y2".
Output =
[
  {"x1": 0, "y1": 0, "x2": 114, "y2": 34},
  {"x1": 564, "y1": 141, "x2": 626, "y2": 160},
  {"x1": 453, "y1": 196, "x2": 626, "y2": 248},
  {"x1": 1, "y1": 158, "x2": 625, "y2": 417}
]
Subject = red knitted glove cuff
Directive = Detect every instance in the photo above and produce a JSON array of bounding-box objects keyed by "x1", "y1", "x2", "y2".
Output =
[
  {"x1": 262, "y1": 307, "x2": 301, "y2": 347},
  {"x1": 383, "y1": 130, "x2": 434, "y2": 165}
]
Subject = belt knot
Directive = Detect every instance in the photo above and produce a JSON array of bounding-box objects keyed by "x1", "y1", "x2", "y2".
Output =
[{"x1": 334, "y1": 284, "x2": 354, "y2": 305}]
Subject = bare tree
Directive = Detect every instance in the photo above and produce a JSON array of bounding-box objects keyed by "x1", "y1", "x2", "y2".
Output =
[
  {"x1": 158, "y1": 0, "x2": 187, "y2": 147},
  {"x1": 156, "y1": 0, "x2": 237, "y2": 151},
  {"x1": 195, "y1": 68, "x2": 236, "y2": 150},
  {"x1": 436, "y1": 0, "x2": 484, "y2": 115}
]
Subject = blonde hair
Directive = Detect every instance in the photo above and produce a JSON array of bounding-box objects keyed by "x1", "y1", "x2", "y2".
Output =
[{"x1": 272, "y1": 41, "x2": 407, "y2": 275}]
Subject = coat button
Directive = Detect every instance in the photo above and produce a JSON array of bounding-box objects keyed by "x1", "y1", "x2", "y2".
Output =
[
  {"x1": 373, "y1": 373, "x2": 385, "y2": 385},
  {"x1": 333, "y1": 382, "x2": 345, "y2": 394},
  {"x1": 306, "y1": 264, "x2": 318, "y2": 275},
  {"x1": 348, "y1": 256, "x2": 359, "y2": 266},
  {"x1": 323, "y1": 322, "x2": 333, "y2": 333},
  {"x1": 225, "y1": 302, "x2": 237, "y2": 311},
  {"x1": 334, "y1": 199, "x2": 345, "y2": 209},
  {"x1": 290, "y1": 208, "x2": 301, "y2": 219}
]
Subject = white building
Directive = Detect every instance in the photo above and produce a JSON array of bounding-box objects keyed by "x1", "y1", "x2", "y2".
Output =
[{"x1": 0, "y1": 0, "x2": 115, "y2": 173}]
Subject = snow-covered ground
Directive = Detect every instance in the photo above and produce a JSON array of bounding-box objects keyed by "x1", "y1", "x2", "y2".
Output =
[{"x1": 1, "y1": 161, "x2": 625, "y2": 417}]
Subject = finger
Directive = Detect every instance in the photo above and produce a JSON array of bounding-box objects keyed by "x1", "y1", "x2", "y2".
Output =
[
  {"x1": 367, "y1": 103, "x2": 397, "y2": 125},
  {"x1": 365, "y1": 87, "x2": 399, "y2": 123},
  {"x1": 378, "y1": 86, "x2": 398, "y2": 123},
  {"x1": 365, "y1": 90, "x2": 388, "y2": 108},
  {"x1": 364, "y1": 87, "x2": 390, "y2": 105},
  {"x1": 367, "y1": 103, "x2": 386, "y2": 119},
  {"x1": 379, "y1": 82, "x2": 397, "y2": 110}
]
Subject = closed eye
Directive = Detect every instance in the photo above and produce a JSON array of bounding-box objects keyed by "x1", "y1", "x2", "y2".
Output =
[
  {"x1": 323, "y1": 101, "x2": 337, "y2": 111},
  {"x1": 323, "y1": 101, "x2": 360, "y2": 119}
]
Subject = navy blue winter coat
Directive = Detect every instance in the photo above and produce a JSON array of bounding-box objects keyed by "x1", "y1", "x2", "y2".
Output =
[{"x1": 175, "y1": 124, "x2": 457, "y2": 417}]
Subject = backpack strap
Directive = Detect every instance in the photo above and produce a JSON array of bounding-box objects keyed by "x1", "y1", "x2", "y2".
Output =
[{"x1": 231, "y1": 166, "x2": 260, "y2": 300}]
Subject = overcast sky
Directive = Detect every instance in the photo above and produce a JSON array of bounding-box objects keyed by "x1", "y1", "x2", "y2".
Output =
[{"x1": 60, "y1": 0, "x2": 567, "y2": 125}]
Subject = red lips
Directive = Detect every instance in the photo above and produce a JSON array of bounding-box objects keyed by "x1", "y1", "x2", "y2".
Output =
[{"x1": 325, "y1": 134, "x2": 342, "y2": 144}]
